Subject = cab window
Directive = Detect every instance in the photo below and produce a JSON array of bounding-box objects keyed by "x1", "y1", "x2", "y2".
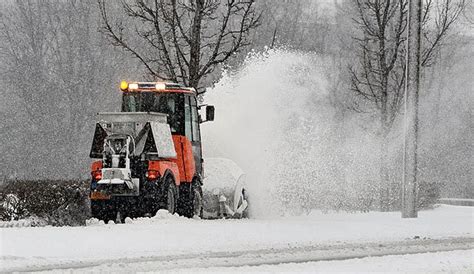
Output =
[
  {"x1": 190, "y1": 96, "x2": 200, "y2": 142},
  {"x1": 184, "y1": 96, "x2": 192, "y2": 140},
  {"x1": 122, "y1": 92, "x2": 184, "y2": 134}
]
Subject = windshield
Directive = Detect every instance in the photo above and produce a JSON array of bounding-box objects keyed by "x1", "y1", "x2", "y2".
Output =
[{"x1": 122, "y1": 92, "x2": 183, "y2": 134}]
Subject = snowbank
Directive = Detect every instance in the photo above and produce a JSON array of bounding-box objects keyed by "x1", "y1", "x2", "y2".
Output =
[
  {"x1": 84, "y1": 210, "x2": 190, "y2": 226},
  {"x1": 0, "y1": 216, "x2": 48, "y2": 228}
]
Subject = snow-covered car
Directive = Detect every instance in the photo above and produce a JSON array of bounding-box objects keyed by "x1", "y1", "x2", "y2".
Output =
[{"x1": 202, "y1": 158, "x2": 249, "y2": 218}]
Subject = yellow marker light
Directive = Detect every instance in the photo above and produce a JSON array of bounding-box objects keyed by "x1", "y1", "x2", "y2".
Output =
[
  {"x1": 128, "y1": 83, "x2": 139, "y2": 90},
  {"x1": 155, "y1": 83, "x2": 166, "y2": 90},
  {"x1": 120, "y1": 81, "x2": 129, "y2": 91}
]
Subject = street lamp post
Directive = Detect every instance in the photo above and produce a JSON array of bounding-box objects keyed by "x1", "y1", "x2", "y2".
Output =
[{"x1": 402, "y1": 0, "x2": 422, "y2": 218}]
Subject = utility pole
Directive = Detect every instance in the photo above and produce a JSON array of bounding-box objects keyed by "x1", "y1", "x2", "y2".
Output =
[{"x1": 402, "y1": 0, "x2": 422, "y2": 218}]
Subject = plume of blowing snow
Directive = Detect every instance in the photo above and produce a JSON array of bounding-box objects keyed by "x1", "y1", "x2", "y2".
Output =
[{"x1": 201, "y1": 49, "x2": 380, "y2": 218}]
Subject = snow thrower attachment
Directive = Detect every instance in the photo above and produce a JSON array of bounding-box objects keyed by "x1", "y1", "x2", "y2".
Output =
[{"x1": 202, "y1": 158, "x2": 249, "y2": 219}]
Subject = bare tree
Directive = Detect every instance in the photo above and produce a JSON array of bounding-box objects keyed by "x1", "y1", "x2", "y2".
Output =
[
  {"x1": 421, "y1": 0, "x2": 467, "y2": 66},
  {"x1": 252, "y1": 0, "x2": 332, "y2": 54},
  {"x1": 98, "y1": 0, "x2": 260, "y2": 93},
  {"x1": 461, "y1": 1, "x2": 474, "y2": 25},
  {"x1": 349, "y1": 0, "x2": 465, "y2": 211}
]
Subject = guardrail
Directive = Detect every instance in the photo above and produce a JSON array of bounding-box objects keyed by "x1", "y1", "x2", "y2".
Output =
[{"x1": 438, "y1": 198, "x2": 474, "y2": 206}]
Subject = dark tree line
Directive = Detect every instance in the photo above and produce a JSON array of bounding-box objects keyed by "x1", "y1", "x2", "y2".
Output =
[{"x1": 0, "y1": 0, "x2": 135, "y2": 179}]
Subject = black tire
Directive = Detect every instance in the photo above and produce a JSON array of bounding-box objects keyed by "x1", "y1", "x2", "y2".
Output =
[
  {"x1": 163, "y1": 175, "x2": 178, "y2": 214},
  {"x1": 90, "y1": 200, "x2": 115, "y2": 222},
  {"x1": 178, "y1": 181, "x2": 203, "y2": 218},
  {"x1": 192, "y1": 183, "x2": 204, "y2": 218},
  {"x1": 241, "y1": 188, "x2": 249, "y2": 218}
]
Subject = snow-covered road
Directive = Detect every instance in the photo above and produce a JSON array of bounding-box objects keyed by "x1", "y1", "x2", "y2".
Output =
[
  {"x1": 175, "y1": 250, "x2": 473, "y2": 273},
  {"x1": 21, "y1": 237, "x2": 474, "y2": 273},
  {"x1": 1, "y1": 205, "x2": 472, "y2": 272}
]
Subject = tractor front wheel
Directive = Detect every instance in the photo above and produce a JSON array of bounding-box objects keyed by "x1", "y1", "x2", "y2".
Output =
[
  {"x1": 192, "y1": 183, "x2": 204, "y2": 218},
  {"x1": 177, "y1": 181, "x2": 203, "y2": 218},
  {"x1": 162, "y1": 175, "x2": 177, "y2": 214}
]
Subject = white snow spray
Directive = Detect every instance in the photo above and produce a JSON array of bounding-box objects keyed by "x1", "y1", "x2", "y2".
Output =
[{"x1": 202, "y1": 49, "x2": 383, "y2": 218}]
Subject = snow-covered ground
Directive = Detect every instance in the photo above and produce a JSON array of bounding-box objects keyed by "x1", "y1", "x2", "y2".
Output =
[{"x1": 0, "y1": 205, "x2": 472, "y2": 272}]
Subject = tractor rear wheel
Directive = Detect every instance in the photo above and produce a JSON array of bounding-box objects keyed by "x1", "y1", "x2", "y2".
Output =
[{"x1": 90, "y1": 200, "x2": 115, "y2": 222}]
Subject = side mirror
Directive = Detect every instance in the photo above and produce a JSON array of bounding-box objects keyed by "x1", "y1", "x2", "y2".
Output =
[{"x1": 205, "y1": 105, "x2": 215, "y2": 122}]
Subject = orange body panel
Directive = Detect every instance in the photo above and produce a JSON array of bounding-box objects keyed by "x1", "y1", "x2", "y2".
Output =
[
  {"x1": 171, "y1": 135, "x2": 195, "y2": 183},
  {"x1": 91, "y1": 160, "x2": 102, "y2": 172},
  {"x1": 90, "y1": 160, "x2": 102, "y2": 180},
  {"x1": 148, "y1": 160, "x2": 181, "y2": 185}
]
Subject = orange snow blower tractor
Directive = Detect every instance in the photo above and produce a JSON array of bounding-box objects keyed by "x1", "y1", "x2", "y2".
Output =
[{"x1": 89, "y1": 81, "x2": 214, "y2": 222}]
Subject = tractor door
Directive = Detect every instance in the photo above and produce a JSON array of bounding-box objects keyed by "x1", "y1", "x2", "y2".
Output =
[{"x1": 184, "y1": 95, "x2": 203, "y2": 176}]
